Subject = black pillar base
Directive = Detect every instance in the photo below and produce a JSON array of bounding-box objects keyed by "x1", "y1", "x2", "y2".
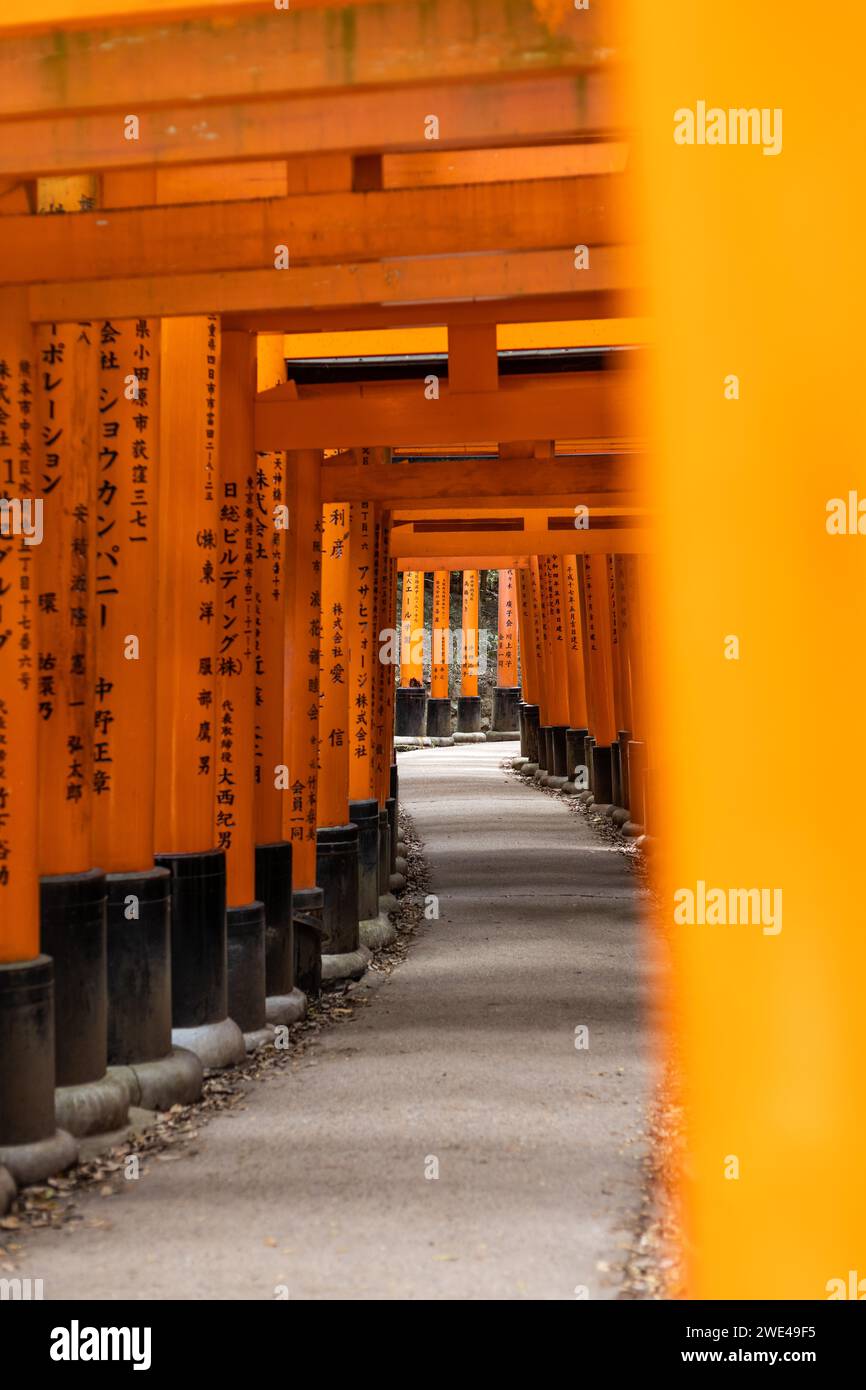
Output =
[
  {"x1": 617, "y1": 729, "x2": 632, "y2": 809},
  {"x1": 316, "y1": 824, "x2": 360, "y2": 955},
  {"x1": 40, "y1": 867, "x2": 107, "y2": 1089},
  {"x1": 255, "y1": 841, "x2": 294, "y2": 998},
  {"x1": 0, "y1": 955, "x2": 78, "y2": 1186},
  {"x1": 550, "y1": 724, "x2": 569, "y2": 778},
  {"x1": 591, "y1": 743, "x2": 615, "y2": 804},
  {"x1": 457, "y1": 695, "x2": 482, "y2": 733},
  {"x1": 227, "y1": 901, "x2": 268, "y2": 1040},
  {"x1": 349, "y1": 797, "x2": 380, "y2": 922},
  {"x1": 395, "y1": 685, "x2": 427, "y2": 736},
  {"x1": 566, "y1": 727, "x2": 590, "y2": 790},
  {"x1": 155, "y1": 848, "x2": 227, "y2": 1030},
  {"x1": 522, "y1": 704, "x2": 540, "y2": 765},
  {"x1": 293, "y1": 886, "x2": 324, "y2": 997},
  {"x1": 492, "y1": 685, "x2": 521, "y2": 732},
  {"x1": 537, "y1": 724, "x2": 551, "y2": 773},
  {"x1": 106, "y1": 866, "x2": 172, "y2": 1065},
  {"x1": 426, "y1": 697, "x2": 452, "y2": 738},
  {"x1": 378, "y1": 808, "x2": 390, "y2": 898}
]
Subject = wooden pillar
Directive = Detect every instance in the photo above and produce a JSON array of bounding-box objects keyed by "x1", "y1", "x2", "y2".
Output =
[
  {"x1": 0, "y1": 289, "x2": 77, "y2": 1182},
  {"x1": 562, "y1": 555, "x2": 589, "y2": 729},
  {"x1": 347, "y1": 494, "x2": 375, "y2": 801},
  {"x1": 316, "y1": 503, "x2": 361, "y2": 966},
  {"x1": 431, "y1": 570, "x2": 450, "y2": 699},
  {"x1": 492, "y1": 567, "x2": 520, "y2": 732},
  {"x1": 154, "y1": 316, "x2": 244, "y2": 1067},
  {"x1": 460, "y1": 569, "x2": 480, "y2": 698},
  {"x1": 282, "y1": 451, "x2": 322, "y2": 890},
  {"x1": 217, "y1": 330, "x2": 268, "y2": 1043},
  {"x1": 529, "y1": 557, "x2": 549, "y2": 725},
  {"x1": 578, "y1": 551, "x2": 617, "y2": 803},
  {"x1": 399, "y1": 569, "x2": 424, "y2": 687}
]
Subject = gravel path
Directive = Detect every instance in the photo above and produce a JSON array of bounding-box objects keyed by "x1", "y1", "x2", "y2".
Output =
[{"x1": 9, "y1": 741, "x2": 657, "y2": 1301}]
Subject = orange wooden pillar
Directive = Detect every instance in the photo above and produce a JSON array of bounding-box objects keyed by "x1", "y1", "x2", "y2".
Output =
[
  {"x1": 561, "y1": 555, "x2": 591, "y2": 791},
  {"x1": 457, "y1": 568, "x2": 482, "y2": 734},
  {"x1": 492, "y1": 568, "x2": 520, "y2": 733},
  {"x1": 0, "y1": 288, "x2": 79, "y2": 1182},
  {"x1": 253, "y1": 338, "x2": 304, "y2": 1023},
  {"x1": 346, "y1": 492, "x2": 384, "y2": 939},
  {"x1": 316, "y1": 503, "x2": 364, "y2": 977},
  {"x1": 515, "y1": 565, "x2": 542, "y2": 766},
  {"x1": 154, "y1": 317, "x2": 244, "y2": 1069},
  {"x1": 427, "y1": 568, "x2": 452, "y2": 738},
  {"x1": 282, "y1": 450, "x2": 324, "y2": 992},
  {"x1": 396, "y1": 567, "x2": 426, "y2": 737},
  {"x1": 217, "y1": 329, "x2": 270, "y2": 1049},
  {"x1": 90, "y1": 317, "x2": 202, "y2": 1105},
  {"x1": 34, "y1": 296, "x2": 131, "y2": 1137},
  {"x1": 607, "y1": 553, "x2": 635, "y2": 811},
  {"x1": 577, "y1": 552, "x2": 618, "y2": 805}
]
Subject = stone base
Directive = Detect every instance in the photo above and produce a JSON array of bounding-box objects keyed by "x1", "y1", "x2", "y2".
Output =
[
  {"x1": 485, "y1": 730, "x2": 520, "y2": 741},
  {"x1": 622, "y1": 821, "x2": 645, "y2": 838},
  {"x1": 389, "y1": 872, "x2": 406, "y2": 893},
  {"x1": 394, "y1": 855, "x2": 408, "y2": 875},
  {"x1": 590, "y1": 802, "x2": 614, "y2": 818},
  {"x1": 546, "y1": 775, "x2": 568, "y2": 790},
  {"x1": 171, "y1": 1015, "x2": 245, "y2": 1070},
  {"x1": 0, "y1": 1128, "x2": 78, "y2": 1189},
  {"x1": 611, "y1": 808, "x2": 631, "y2": 828},
  {"x1": 321, "y1": 944, "x2": 371, "y2": 983},
  {"x1": 453, "y1": 731, "x2": 486, "y2": 744},
  {"x1": 519, "y1": 762, "x2": 539, "y2": 777},
  {"x1": 1, "y1": 1164, "x2": 16, "y2": 1214},
  {"x1": 359, "y1": 914, "x2": 398, "y2": 950},
  {"x1": 243, "y1": 1024, "x2": 276, "y2": 1054},
  {"x1": 55, "y1": 1072, "x2": 131, "y2": 1139},
  {"x1": 394, "y1": 736, "x2": 432, "y2": 750},
  {"x1": 379, "y1": 892, "x2": 398, "y2": 913},
  {"x1": 265, "y1": 988, "x2": 307, "y2": 1026},
  {"x1": 107, "y1": 1046, "x2": 203, "y2": 1111},
  {"x1": 430, "y1": 736, "x2": 455, "y2": 747}
]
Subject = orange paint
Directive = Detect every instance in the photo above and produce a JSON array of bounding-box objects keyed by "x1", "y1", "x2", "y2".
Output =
[
  {"x1": 153, "y1": 316, "x2": 220, "y2": 855},
  {"x1": 399, "y1": 569, "x2": 424, "y2": 687},
  {"x1": 515, "y1": 567, "x2": 538, "y2": 708},
  {"x1": 282, "y1": 451, "x2": 322, "y2": 888},
  {"x1": 430, "y1": 570, "x2": 450, "y2": 699},
  {"x1": 35, "y1": 318, "x2": 98, "y2": 875},
  {"x1": 561, "y1": 555, "x2": 588, "y2": 729},
  {"x1": 347, "y1": 495, "x2": 375, "y2": 801},
  {"x1": 496, "y1": 570, "x2": 518, "y2": 687},
  {"x1": 92, "y1": 318, "x2": 161, "y2": 873},
  {"x1": 0, "y1": 288, "x2": 39, "y2": 961},
  {"x1": 316, "y1": 503, "x2": 351, "y2": 829},
  {"x1": 460, "y1": 569, "x2": 479, "y2": 699},
  {"x1": 216, "y1": 331, "x2": 257, "y2": 908},
  {"x1": 577, "y1": 552, "x2": 616, "y2": 747}
]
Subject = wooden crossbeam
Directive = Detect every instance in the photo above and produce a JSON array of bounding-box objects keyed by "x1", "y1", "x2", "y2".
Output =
[
  {"x1": 0, "y1": 0, "x2": 612, "y2": 119},
  {"x1": 259, "y1": 372, "x2": 635, "y2": 451},
  {"x1": 27, "y1": 245, "x2": 636, "y2": 324},
  {"x1": 392, "y1": 526, "x2": 651, "y2": 560},
  {"x1": 318, "y1": 451, "x2": 638, "y2": 503},
  {"x1": 0, "y1": 76, "x2": 617, "y2": 180},
  {"x1": 2, "y1": 177, "x2": 623, "y2": 285}
]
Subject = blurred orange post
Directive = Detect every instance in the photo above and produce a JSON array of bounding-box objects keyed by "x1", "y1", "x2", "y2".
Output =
[{"x1": 627, "y1": 0, "x2": 866, "y2": 1296}]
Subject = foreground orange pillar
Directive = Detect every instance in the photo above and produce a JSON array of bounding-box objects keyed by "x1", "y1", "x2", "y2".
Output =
[
  {"x1": 316, "y1": 504, "x2": 363, "y2": 975},
  {"x1": 34, "y1": 306, "x2": 130, "y2": 1135},
  {"x1": 628, "y1": 0, "x2": 866, "y2": 1297},
  {"x1": 154, "y1": 317, "x2": 244, "y2": 1068},
  {"x1": 455, "y1": 568, "x2": 481, "y2": 734},
  {"x1": 492, "y1": 568, "x2": 520, "y2": 732},
  {"x1": 0, "y1": 289, "x2": 77, "y2": 1182},
  {"x1": 427, "y1": 568, "x2": 452, "y2": 738}
]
